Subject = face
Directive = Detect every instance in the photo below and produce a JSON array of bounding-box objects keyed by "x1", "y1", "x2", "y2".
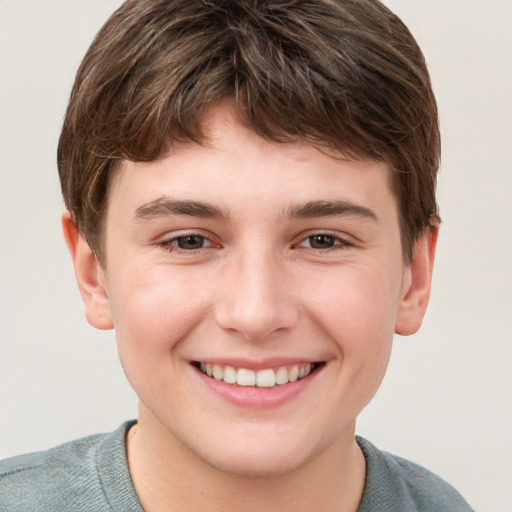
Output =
[{"x1": 70, "y1": 104, "x2": 434, "y2": 477}]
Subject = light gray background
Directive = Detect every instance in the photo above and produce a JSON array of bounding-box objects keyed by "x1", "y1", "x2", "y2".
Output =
[{"x1": 1, "y1": 1, "x2": 511, "y2": 510}]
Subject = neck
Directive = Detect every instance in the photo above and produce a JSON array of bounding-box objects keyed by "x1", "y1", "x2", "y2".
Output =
[{"x1": 126, "y1": 407, "x2": 366, "y2": 512}]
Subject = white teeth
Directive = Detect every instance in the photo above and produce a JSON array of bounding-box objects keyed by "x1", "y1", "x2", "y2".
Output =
[
  {"x1": 212, "y1": 364, "x2": 223, "y2": 380},
  {"x1": 275, "y1": 367, "x2": 288, "y2": 385},
  {"x1": 288, "y1": 365, "x2": 299, "y2": 382},
  {"x1": 237, "y1": 368, "x2": 256, "y2": 386},
  {"x1": 223, "y1": 365, "x2": 237, "y2": 384},
  {"x1": 256, "y1": 369, "x2": 276, "y2": 388},
  {"x1": 198, "y1": 362, "x2": 316, "y2": 388}
]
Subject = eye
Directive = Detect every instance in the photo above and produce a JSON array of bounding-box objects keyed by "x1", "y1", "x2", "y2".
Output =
[
  {"x1": 297, "y1": 233, "x2": 352, "y2": 250},
  {"x1": 306, "y1": 234, "x2": 337, "y2": 249},
  {"x1": 163, "y1": 234, "x2": 213, "y2": 251}
]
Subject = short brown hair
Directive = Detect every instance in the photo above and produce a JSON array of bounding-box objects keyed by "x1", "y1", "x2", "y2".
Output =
[{"x1": 58, "y1": 0, "x2": 440, "y2": 264}]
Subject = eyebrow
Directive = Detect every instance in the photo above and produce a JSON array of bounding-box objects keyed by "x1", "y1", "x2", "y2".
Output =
[
  {"x1": 134, "y1": 197, "x2": 228, "y2": 222},
  {"x1": 286, "y1": 200, "x2": 378, "y2": 222},
  {"x1": 134, "y1": 197, "x2": 377, "y2": 223}
]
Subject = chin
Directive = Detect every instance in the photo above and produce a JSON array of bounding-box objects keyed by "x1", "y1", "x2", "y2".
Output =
[
  {"x1": 194, "y1": 429, "x2": 325, "y2": 478},
  {"x1": 205, "y1": 450, "x2": 308, "y2": 478}
]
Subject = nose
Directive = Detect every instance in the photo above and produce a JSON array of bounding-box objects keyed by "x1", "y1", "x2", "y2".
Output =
[{"x1": 214, "y1": 249, "x2": 300, "y2": 341}]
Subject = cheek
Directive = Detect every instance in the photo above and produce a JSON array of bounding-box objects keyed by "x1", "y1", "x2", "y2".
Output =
[
  {"x1": 308, "y1": 263, "x2": 400, "y2": 332},
  {"x1": 107, "y1": 265, "x2": 211, "y2": 373},
  {"x1": 305, "y1": 264, "x2": 399, "y2": 375}
]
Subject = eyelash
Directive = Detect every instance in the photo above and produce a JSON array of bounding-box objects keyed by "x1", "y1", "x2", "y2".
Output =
[{"x1": 159, "y1": 231, "x2": 352, "y2": 254}]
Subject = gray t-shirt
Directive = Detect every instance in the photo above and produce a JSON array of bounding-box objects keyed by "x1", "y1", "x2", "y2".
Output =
[{"x1": 0, "y1": 421, "x2": 475, "y2": 511}]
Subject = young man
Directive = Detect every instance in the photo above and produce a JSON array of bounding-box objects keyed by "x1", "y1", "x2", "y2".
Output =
[{"x1": 0, "y1": 0, "x2": 475, "y2": 510}]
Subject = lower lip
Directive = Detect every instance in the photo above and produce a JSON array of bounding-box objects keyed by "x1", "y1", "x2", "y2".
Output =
[{"x1": 193, "y1": 365, "x2": 323, "y2": 409}]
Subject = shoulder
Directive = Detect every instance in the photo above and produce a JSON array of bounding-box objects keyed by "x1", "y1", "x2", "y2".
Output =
[
  {"x1": 0, "y1": 422, "x2": 137, "y2": 512},
  {"x1": 0, "y1": 432, "x2": 107, "y2": 512},
  {"x1": 356, "y1": 436, "x2": 475, "y2": 512}
]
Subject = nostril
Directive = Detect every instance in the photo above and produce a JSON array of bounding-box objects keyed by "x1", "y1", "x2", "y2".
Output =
[{"x1": 215, "y1": 306, "x2": 301, "y2": 342}]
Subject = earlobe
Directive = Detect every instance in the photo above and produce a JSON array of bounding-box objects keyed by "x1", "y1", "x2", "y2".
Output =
[
  {"x1": 62, "y1": 211, "x2": 114, "y2": 330},
  {"x1": 395, "y1": 225, "x2": 439, "y2": 336}
]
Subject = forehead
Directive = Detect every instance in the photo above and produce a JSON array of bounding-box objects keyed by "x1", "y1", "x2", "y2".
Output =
[{"x1": 107, "y1": 104, "x2": 397, "y2": 221}]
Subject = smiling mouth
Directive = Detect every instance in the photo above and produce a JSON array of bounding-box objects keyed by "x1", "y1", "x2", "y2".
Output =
[{"x1": 193, "y1": 362, "x2": 322, "y2": 388}]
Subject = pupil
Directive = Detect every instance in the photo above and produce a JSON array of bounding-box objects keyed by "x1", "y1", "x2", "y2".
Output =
[
  {"x1": 178, "y1": 235, "x2": 204, "y2": 249},
  {"x1": 310, "y1": 235, "x2": 335, "y2": 249}
]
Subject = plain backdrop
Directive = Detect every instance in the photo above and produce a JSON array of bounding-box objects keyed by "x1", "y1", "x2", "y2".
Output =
[{"x1": 1, "y1": 1, "x2": 511, "y2": 510}]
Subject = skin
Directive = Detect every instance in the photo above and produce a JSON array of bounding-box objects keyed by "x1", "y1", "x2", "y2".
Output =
[{"x1": 63, "y1": 103, "x2": 437, "y2": 512}]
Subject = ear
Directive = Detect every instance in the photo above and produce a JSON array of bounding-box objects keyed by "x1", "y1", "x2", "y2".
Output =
[
  {"x1": 62, "y1": 211, "x2": 114, "y2": 330},
  {"x1": 395, "y1": 224, "x2": 439, "y2": 336}
]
